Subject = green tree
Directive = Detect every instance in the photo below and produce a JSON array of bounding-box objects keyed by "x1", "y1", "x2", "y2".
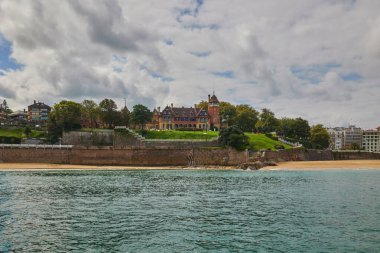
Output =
[
  {"x1": 277, "y1": 117, "x2": 310, "y2": 141},
  {"x1": 81, "y1": 99, "x2": 100, "y2": 129},
  {"x1": 310, "y1": 124, "x2": 330, "y2": 149},
  {"x1": 197, "y1": 100, "x2": 208, "y2": 110},
  {"x1": 120, "y1": 106, "x2": 130, "y2": 127},
  {"x1": 130, "y1": 104, "x2": 152, "y2": 129},
  {"x1": 51, "y1": 100, "x2": 83, "y2": 131},
  {"x1": 24, "y1": 126, "x2": 32, "y2": 138},
  {"x1": 255, "y1": 108, "x2": 279, "y2": 133},
  {"x1": 99, "y1": 98, "x2": 119, "y2": 128},
  {"x1": 219, "y1": 101, "x2": 237, "y2": 127},
  {"x1": 234, "y1": 104, "x2": 259, "y2": 132},
  {"x1": 218, "y1": 125, "x2": 249, "y2": 150},
  {"x1": 47, "y1": 100, "x2": 82, "y2": 143},
  {"x1": 349, "y1": 143, "x2": 360, "y2": 150}
]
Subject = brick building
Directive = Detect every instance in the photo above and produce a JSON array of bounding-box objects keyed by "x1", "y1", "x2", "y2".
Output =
[
  {"x1": 150, "y1": 93, "x2": 220, "y2": 130},
  {"x1": 28, "y1": 100, "x2": 51, "y2": 127}
]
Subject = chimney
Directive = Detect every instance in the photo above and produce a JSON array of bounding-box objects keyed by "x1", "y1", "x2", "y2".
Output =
[
  {"x1": 171, "y1": 103, "x2": 173, "y2": 108},
  {"x1": 34, "y1": 100, "x2": 36, "y2": 104},
  {"x1": 194, "y1": 104, "x2": 197, "y2": 109},
  {"x1": 208, "y1": 94, "x2": 211, "y2": 102},
  {"x1": 158, "y1": 106, "x2": 160, "y2": 112}
]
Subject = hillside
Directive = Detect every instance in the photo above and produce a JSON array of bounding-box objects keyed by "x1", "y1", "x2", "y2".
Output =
[
  {"x1": 143, "y1": 130, "x2": 292, "y2": 150},
  {"x1": 0, "y1": 128, "x2": 46, "y2": 138},
  {"x1": 246, "y1": 133, "x2": 292, "y2": 151}
]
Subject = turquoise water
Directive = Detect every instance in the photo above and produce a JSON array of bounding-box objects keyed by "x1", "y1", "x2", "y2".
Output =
[{"x1": 1, "y1": 170, "x2": 380, "y2": 252}]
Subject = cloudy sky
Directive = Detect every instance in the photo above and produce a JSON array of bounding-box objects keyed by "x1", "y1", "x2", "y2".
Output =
[{"x1": 0, "y1": 0, "x2": 379, "y2": 128}]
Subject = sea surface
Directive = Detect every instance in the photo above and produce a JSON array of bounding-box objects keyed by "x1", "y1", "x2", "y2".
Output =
[{"x1": 0, "y1": 169, "x2": 379, "y2": 252}]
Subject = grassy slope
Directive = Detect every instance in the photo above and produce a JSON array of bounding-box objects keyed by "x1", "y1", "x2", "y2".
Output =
[
  {"x1": 0, "y1": 128, "x2": 46, "y2": 138},
  {"x1": 246, "y1": 133, "x2": 292, "y2": 151},
  {"x1": 144, "y1": 130, "x2": 292, "y2": 150}
]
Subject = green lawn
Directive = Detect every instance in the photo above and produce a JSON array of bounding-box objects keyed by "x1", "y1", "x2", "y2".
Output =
[
  {"x1": 144, "y1": 130, "x2": 219, "y2": 140},
  {"x1": 143, "y1": 130, "x2": 292, "y2": 151},
  {"x1": 246, "y1": 133, "x2": 292, "y2": 151},
  {"x1": 0, "y1": 128, "x2": 46, "y2": 138}
]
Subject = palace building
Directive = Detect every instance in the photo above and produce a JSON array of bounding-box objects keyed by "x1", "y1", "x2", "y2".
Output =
[{"x1": 150, "y1": 93, "x2": 220, "y2": 130}]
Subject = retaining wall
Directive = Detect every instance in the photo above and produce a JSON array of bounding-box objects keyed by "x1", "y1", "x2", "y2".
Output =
[
  {"x1": 0, "y1": 146, "x2": 247, "y2": 166},
  {"x1": 333, "y1": 151, "x2": 380, "y2": 160}
]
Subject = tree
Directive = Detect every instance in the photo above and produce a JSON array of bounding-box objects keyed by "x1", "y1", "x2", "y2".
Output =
[
  {"x1": 51, "y1": 100, "x2": 83, "y2": 131},
  {"x1": 218, "y1": 125, "x2": 249, "y2": 150},
  {"x1": 255, "y1": 108, "x2": 279, "y2": 133},
  {"x1": 81, "y1": 99, "x2": 100, "y2": 129},
  {"x1": 277, "y1": 117, "x2": 310, "y2": 141},
  {"x1": 120, "y1": 106, "x2": 130, "y2": 127},
  {"x1": 47, "y1": 100, "x2": 82, "y2": 143},
  {"x1": 24, "y1": 126, "x2": 32, "y2": 138},
  {"x1": 349, "y1": 143, "x2": 360, "y2": 150},
  {"x1": 234, "y1": 104, "x2": 259, "y2": 132},
  {"x1": 1, "y1": 99, "x2": 12, "y2": 115},
  {"x1": 219, "y1": 101, "x2": 237, "y2": 127},
  {"x1": 99, "y1": 98, "x2": 120, "y2": 128},
  {"x1": 310, "y1": 124, "x2": 330, "y2": 149},
  {"x1": 130, "y1": 104, "x2": 152, "y2": 129},
  {"x1": 197, "y1": 100, "x2": 208, "y2": 110}
]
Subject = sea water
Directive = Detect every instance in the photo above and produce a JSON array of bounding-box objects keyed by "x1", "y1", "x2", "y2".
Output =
[{"x1": 0, "y1": 169, "x2": 379, "y2": 252}]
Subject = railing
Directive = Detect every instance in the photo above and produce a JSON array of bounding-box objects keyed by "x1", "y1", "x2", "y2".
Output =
[
  {"x1": 0, "y1": 144, "x2": 73, "y2": 149},
  {"x1": 278, "y1": 137, "x2": 302, "y2": 147}
]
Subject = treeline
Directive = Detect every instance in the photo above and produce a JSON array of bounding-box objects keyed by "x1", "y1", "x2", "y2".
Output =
[
  {"x1": 47, "y1": 99, "x2": 152, "y2": 142},
  {"x1": 46, "y1": 98, "x2": 330, "y2": 149},
  {"x1": 206, "y1": 102, "x2": 330, "y2": 149}
]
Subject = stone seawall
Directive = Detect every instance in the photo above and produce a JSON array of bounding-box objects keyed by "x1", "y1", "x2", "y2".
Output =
[
  {"x1": 262, "y1": 149, "x2": 380, "y2": 162},
  {"x1": 0, "y1": 148, "x2": 71, "y2": 164},
  {"x1": 0, "y1": 147, "x2": 247, "y2": 166},
  {"x1": 333, "y1": 151, "x2": 380, "y2": 160},
  {"x1": 262, "y1": 149, "x2": 334, "y2": 162}
]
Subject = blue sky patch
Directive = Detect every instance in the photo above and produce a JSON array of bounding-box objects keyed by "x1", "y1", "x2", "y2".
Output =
[
  {"x1": 341, "y1": 72, "x2": 362, "y2": 81},
  {"x1": 211, "y1": 70, "x2": 235, "y2": 79},
  {"x1": 0, "y1": 34, "x2": 23, "y2": 72},
  {"x1": 163, "y1": 39, "x2": 173, "y2": 46},
  {"x1": 183, "y1": 23, "x2": 219, "y2": 30},
  {"x1": 112, "y1": 55, "x2": 128, "y2": 63},
  {"x1": 189, "y1": 51, "x2": 211, "y2": 57},
  {"x1": 140, "y1": 65, "x2": 174, "y2": 82},
  {"x1": 291, "y1": 63, "x2": 341, "y2": 84}
]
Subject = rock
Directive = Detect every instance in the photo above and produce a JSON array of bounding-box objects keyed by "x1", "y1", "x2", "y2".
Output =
[{"x1": 263, "y1": 160, "x2": 278, "y2": 166}]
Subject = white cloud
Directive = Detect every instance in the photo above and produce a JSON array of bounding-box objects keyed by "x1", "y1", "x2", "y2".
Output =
[{"x1": 0, "y1": 0, "x2": 379, "y2": 128}]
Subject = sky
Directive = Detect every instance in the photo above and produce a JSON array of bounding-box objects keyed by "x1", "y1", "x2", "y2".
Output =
[{"x1": 0, "y1": 0, "x2": 379, "y2": 129}]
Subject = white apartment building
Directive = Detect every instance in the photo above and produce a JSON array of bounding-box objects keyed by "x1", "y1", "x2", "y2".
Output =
[
  {"x1": 362, "y1": 129, "x2": 380, "y2": 152},
  {"x1": 329, "y1": 125, "x2": 380, "y2": 152}
]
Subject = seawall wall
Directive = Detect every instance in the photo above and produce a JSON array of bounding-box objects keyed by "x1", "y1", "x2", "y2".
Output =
[
  {"x1": 0, "y1": 146, "x2": 247, "y2": 166},
  {"x1": 262, "y1": 149, "x2": 380, "y2": 162}
]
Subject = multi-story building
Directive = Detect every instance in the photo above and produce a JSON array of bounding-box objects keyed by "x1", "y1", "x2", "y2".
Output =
[
  {"x1": 327, "y1": 127, "x2": 345, "y2": 150},
  {"x1": 0, "y1": 107, "x2": 6, "y2": 125},
  {"x1": 28, "y1": 100, "x2": 51, "y2": 127},
  {"x1": 150, "y1": 93, "x2": 220, "y2": 130},
  {"x1": 329, "y1": 125, "x2": 380, "y2": 152},
  {"x1": 8, "y1": 110, "x2": 28, "y2": 126},
  {"x1": 362, "y1": 129, "x2": 380, "y2": 152}
]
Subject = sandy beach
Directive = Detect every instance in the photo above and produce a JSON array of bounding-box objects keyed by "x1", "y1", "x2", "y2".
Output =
[
  {"x1": 0, "y1": 163, "x2": 235, "y2": 171},
  {"x1": 261, "y1": 160, "x2": 380, "y2": 171}
]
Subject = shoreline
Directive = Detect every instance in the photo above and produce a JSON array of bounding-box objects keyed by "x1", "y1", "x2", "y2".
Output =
[
  {"x1": 261, "y1": 160, "x2": 380, "y2": 171},
  {"x1": 1, "y1": 160, "x2": 380, "y2": 171}
]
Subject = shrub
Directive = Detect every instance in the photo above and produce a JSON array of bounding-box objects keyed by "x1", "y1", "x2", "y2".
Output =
[{"x1": 218, "y1": 125, "x2": 249, "y2": 151}]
